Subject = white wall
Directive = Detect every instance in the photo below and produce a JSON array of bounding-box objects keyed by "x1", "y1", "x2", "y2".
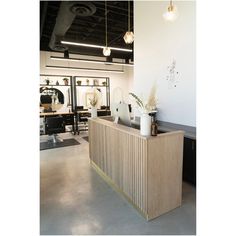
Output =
[
  {"x1": 40, "y1": 51, "x2": 133, "y2": 112},
  {"x1": 134, "y1": 1, "x2": 196, "y2": 127}
]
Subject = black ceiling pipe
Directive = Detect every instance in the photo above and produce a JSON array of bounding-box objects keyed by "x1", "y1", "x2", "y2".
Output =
[
  {"x1": 49, "y1": 2, "x2": 76, "y2": 51},
  {"x1": 49, "y1": 1, "x2": 97, "y2": 52},
  {"x1": 40, "y1": 1, "x2": 48, "y2": 40}
]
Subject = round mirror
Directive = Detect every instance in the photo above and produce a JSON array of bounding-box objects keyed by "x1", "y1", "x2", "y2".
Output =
[{"x1": 40, "y1": 87, "x2": 64, "y2": 112}]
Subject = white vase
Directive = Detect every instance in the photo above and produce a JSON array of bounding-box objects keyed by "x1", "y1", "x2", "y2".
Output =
[
  {"x1": 91, "y1": 107, "x2": 97, "y2": 118},
  {"x1": 140, "y1": 113, "x2": 151, "y2": 136}
]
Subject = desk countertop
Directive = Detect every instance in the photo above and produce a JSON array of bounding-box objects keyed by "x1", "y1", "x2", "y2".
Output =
[
  {"x1": 40, "y1": 112, "x2": 74, "y2": 117},
  {"x1": 157, "y1": 121, "x2": 196, "y2": 140},
  {"x1": 131, "y1": 118, "x2": 196, "y2": 140},
  {"x1": 92, "y1": 117, "x2": 184, "y2": 140},
  {"x1": 78, "y1": 109, "x2": 109, "y2": 113}
]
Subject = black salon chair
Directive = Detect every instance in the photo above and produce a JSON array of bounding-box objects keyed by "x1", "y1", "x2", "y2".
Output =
[{"x1": 45, "y1": 116, "x2": 65, "y2": 143}]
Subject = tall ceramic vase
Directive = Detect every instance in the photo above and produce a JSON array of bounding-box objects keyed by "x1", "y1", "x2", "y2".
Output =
[
  {"x1": 91, "y1": 107, "x2": 97, "y2": 118},
  {"x1": 140, "y1": 113, "x2": 151, "y2": 136}
]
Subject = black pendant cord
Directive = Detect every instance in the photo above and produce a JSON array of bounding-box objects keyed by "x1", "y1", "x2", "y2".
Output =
[
  {"x1": 128, "y1": 0, "x2": 130, "y2": 31},
  {"x1": 105, "y1": 0, "x2": 108, "y2": 47}
]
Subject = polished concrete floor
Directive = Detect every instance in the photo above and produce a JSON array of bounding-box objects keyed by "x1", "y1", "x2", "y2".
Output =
[{"x1": 40, "y1": 132, "x2": 196, "y2": 235}]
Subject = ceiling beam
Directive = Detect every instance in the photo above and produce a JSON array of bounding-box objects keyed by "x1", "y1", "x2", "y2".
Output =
[
  {"x1": 94, "y1": 1, "x2": 133, "y2": 14},
  {"x1": 95, "y1": 6, "x2": 133, "y2": 18},
  {"x1": 72, "y1": 19, "x2": 127, "y2": 32},
  {"x1": 67, "y1": 26, "x2": 124, "y2": 36},
  {"x1": 78, "y1": 14, "x2": 132, "y2": 26}
]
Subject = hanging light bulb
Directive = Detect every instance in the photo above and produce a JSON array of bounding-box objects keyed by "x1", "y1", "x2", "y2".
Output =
[
  {"x1": 124, "y1": 31, "x2": 134, "y2": 44},
  {"x1": 163, "y1": 0, "x2": 178, "y2": 22},
  {"x1": 124, "y1": 0, "x2": 134, "y2": 44},
  {"x1": 103, "y1": 0, "x2": 111, "y2": 56},
  {"x1": 103, "y1": 47, "x2": 111, "y2": 56}
]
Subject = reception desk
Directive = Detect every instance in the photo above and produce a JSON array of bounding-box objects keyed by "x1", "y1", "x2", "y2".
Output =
[{"x1": 88, "y1": 117, "x2": 184, "y2": 220}]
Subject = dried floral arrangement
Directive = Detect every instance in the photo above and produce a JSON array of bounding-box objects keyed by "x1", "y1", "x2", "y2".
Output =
[
  {"x1": 129, "y1": 85, "x2": 158, "y2": 113},
  {"x1": 89, "y1": 90, "x2": 99, "y2": 107}
]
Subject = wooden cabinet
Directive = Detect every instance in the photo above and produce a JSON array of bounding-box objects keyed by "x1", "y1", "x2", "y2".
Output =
[{"x1": 183, "y1": 138, "x2": 196, "y2": 185}]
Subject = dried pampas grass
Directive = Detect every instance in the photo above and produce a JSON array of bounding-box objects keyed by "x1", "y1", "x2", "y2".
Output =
[{"x1": 129, "y1": 84, "x2": 158, "y2": 113}]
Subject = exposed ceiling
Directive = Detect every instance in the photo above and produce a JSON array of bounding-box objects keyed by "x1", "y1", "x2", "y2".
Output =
[{"x1": 40, "y1": 1, "x2": 134, "y2": 60}]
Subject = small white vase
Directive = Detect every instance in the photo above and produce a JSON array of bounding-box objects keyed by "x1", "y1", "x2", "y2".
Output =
[
  {"x1": 140, "y1": 113, "x2": 151, "y2": 136},
  {"x1": 91, "y1": 107, "x2": 97, "y2": 118}
]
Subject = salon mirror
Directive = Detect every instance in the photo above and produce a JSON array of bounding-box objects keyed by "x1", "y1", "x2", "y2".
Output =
[{"x1": 40, "y1": 87, "x2": 64, "y2": 112}]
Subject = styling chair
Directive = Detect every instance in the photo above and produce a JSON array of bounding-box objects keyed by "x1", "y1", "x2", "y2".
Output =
[{"x1": 45, "y1": 116, "x2": 65, "y2": 143}]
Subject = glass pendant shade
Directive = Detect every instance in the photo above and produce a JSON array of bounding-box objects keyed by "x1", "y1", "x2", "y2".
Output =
[
  {"x1": 103, "y1": 47, "x2": 111, "y2": 56},
  {"x1": 163, "y1": 3, "x2": 178, "y2": 21},
  {"x1": 124, "y1": 0, "x2": 134, "y2": 44},
  {"x1": 123, "y1": 31, "x2": 134, "y2": 44}
]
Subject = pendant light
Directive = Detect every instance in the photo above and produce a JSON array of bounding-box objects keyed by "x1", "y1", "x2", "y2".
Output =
[
  {"x1": 163, "y1": 0, "x2": 178, "y2": 22},
  {"x1": 103, "y1": 0, "x2": 111, "y2": 56},
  {"x1": 123, "y1": 0, "x2": 134, "y2": 44}
]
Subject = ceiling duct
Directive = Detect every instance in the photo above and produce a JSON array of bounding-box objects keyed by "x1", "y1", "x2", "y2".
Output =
[
  {"x1": 49, "y1": 1, "x2": 96, "y2": 51},
  {"x1": 69, "y1": 2, "x2": 96, "y2": 16}
]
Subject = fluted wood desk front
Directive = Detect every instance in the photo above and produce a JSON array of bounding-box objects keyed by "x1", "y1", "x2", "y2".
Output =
[{"x1": 88, "y1": 118, "x2": 184, "y2": 220}]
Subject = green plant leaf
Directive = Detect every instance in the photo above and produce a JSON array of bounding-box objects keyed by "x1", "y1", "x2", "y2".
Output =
[{"x1": 129, "y1": 93, "x2": 144, "y2": 108}]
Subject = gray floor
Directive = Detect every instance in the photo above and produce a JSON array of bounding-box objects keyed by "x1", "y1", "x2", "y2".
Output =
[{"x1": 40, "y1": 132, "x2": 196, "y2": 235}]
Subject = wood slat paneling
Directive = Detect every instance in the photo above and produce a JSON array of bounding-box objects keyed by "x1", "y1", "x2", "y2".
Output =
[
  {"x1": 88, "y1": 118, "x2": 184, "y2": 220},
  {"x1": 147, "y1": 133, "x2": 184, "y2": 219}
]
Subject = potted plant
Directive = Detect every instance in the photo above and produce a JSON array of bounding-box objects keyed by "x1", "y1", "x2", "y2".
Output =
[
  {"x1": 102, "y1": 81, "x2": 107, "y2": 86},
  {"x1": 45, "y1": 79, "x2": 51, "y2": 85},
  {"x1": 86, "y1": 79, "x2": 90, "y2": 86},
  {"x1": 129, "y1": 85, "x2": 158, "y2": 136},
  {"x1": 63, "y1": 78, "x2": 69, "y2": 85},
  {"x1": 77, "y1": 80, "x2": 82, "y2": 86}
]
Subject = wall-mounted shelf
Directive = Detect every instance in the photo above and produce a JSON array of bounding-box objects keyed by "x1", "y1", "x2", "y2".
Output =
[
  {"x1": 40, "y1": 84, "x2": 70, "y2": 86},
  {"x1": 75, "y1": 85, "x2": 108, "y2": 87},
  {"x1": 40, "y1": 74, "x2": 111, "y2": 135}
]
